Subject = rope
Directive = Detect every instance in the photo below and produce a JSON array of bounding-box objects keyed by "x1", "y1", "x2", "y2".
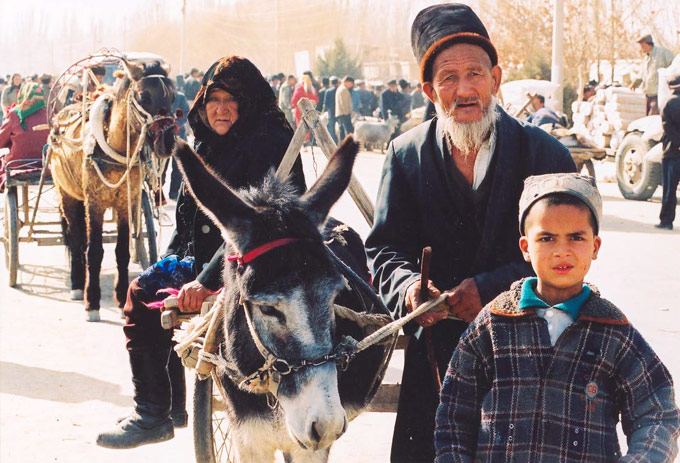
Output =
[
  {"x1": 199, "y1": 351, "x2": 231, "y2": 370},
  {"x1": 333, "y1": 304, "x2": 392, "y2": 328},
  {"x1": 91, "y1": 159, "x2": 134, "y2": 189},
  {"x1": 354, "y1": 294, "x2": 448, "y2": 353}
]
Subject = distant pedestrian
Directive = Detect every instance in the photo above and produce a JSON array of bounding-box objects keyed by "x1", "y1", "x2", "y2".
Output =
[
  {"x1": 410, "y1": 82, "x2": 425, "y2": 110},
  {"x1": 291, "y1": 73, "x2": 318, "y2": 143},
  {"x1": 335, "y1": 76, "x2": 354, "y2": 140},
  {"x1": 317, "y1": 76, "x2": 330, "y2": 112},
  {"x1": 380, "y1": 79, "x2": 404, "y2": 122},
  {"x1": 40, "y1": 74, "x2": 53, "y2": 104},
  {"x1": 278, "y1": 74, "x2": 297, "y2": 128},
  {"x1": 656, "y1": 70, "x2": 680, "y2": 230},
  {"x1": 632, "y1": 34, "x2": 674, "y2": 115},
  {"x1": 527, "y1": 94, "x2": 562, "y2": 126},
  {"x1": 183, "y1": 68, "x2": 201, "y2": 103},
  {"x1": 1, "y1": 73, "x2": 22, "y2": 116},
  {"x1": 323, "y1": 76, "x2": 340, "y2": 143},
  {"x1": 398, "y1": 79, "x2": 411, "y2": 117}
]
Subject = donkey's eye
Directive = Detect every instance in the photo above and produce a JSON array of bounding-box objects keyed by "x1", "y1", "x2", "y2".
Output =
[
  {"x1": 139, "y1": 91, "x2": 152, "y2": 106},
  {"x1": 259, "y1": 305, "x2": 285, "y2": 322}
]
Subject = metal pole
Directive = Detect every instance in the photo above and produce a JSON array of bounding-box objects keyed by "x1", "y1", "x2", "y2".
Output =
[
  {"x1": 551, "y1": 0, "x2": 565, "y2": 112},
  {"x1": 274, "y1": 0, "x2": 279, "y2": 73},
  {"x1": 179, "y1": 0, "x2": 186, "y2": 77},
  {"x1": 610, "y1": 0, "x2": 615, "y2": 84}
]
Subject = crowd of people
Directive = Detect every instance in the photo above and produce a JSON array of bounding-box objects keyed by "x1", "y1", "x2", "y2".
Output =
[{"x1": 264, "y1": 70, "x2": 428, "y2": 143}]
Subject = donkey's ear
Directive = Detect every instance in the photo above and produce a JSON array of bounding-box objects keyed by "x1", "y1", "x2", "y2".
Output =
[
  {"x1": 300, "y1": 136, "x2": 358, "y2": 227},
  {"x1": 172, "y1": 140, "x2": 255, "y2": 233},
  {"x1": 120, "y1": 59, "x2": 144, "y2": 81}
]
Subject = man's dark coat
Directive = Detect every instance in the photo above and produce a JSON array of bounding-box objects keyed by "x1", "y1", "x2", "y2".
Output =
[
  {"x1": 365, "y1": 107, "x2": 575, "y2": 462},
  {"x1": 662, "y1": 92, "x2": 680, "y2": 160}
]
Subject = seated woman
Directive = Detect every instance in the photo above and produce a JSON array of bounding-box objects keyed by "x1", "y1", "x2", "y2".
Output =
[
  {"x1": 97, "y1": 56, "x2": 306, "y2": 449},
  {"x1": 0, "y1": 82, "x2": 49, "y2": 192}
]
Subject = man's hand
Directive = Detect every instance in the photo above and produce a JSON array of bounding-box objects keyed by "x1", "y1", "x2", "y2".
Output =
[
  {"x1": 444, "y1": 278, "x2": 483, "y2": 323},
  {"x1": 177, "y1": 280, "x2": 212, "y2": 312},
  {"x1": 405, "y1": 280, "x2": 446, "y2": 328}
]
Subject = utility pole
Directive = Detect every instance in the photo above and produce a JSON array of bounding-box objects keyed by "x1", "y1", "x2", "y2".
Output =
[
  {"x1": 274, "y1": 0, "x2": 279, "y2": 73},
  {"x1": 180, "y1": 0, "x2": 186, "y2": 78},
  {"x1": 551, "y1": 0, "x2": 565, "y2": 112},
  {"x1": 610, "y1": 0, "x2": 616, "y2": 84},
  {"x1": 595, "y1": 0, "x2": 600, "y2": 81}
]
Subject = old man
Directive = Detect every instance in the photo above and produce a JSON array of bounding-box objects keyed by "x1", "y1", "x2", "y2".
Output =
[{"x1": 365, "y1": 4, "x2": 576, "y2": 462}]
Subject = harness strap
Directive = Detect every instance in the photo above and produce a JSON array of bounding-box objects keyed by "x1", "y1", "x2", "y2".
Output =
[{"x1": 227, "y1": 238, "x2": 299, "y2": 267}]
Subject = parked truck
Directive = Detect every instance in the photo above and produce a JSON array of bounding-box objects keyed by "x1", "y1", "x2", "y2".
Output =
[{"x1": 614, "y1": 61, "x2": 679, "y2": 200}]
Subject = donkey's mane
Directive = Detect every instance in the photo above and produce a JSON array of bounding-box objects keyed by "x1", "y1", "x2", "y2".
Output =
[{"x1": 240, "y1": 170, "x2": 300, "y2": 210}]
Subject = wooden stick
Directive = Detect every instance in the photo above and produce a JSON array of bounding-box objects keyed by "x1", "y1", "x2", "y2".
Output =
[
  {"x1": 420, "y1": 246, "x2": 442, "y2": 392},
  {"x1": 276, "y1": 98, "x2": 375, "y2": 227}
]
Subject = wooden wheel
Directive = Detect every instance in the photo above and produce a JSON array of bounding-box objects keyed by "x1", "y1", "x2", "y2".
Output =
[
  {"x1": 4, "y1": 186, "x2": 19, "y2": 286},
  {"x1": 193, "y1": 372, "x2": 235, "y2": 463}
]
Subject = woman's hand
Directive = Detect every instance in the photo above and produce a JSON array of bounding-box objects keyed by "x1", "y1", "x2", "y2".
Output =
[{"x1": 177, "y1": 280, "x2": 212, "y2": 312}]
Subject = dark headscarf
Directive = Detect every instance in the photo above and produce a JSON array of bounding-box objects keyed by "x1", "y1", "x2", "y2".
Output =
[{"x1": 188, "y1": 56, "x2": 292, "y2": 158}]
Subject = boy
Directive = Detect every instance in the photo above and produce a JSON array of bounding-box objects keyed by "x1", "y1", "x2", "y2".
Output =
[{"x1": 434, "y1": 173, "x2": 680, "y2": 462}]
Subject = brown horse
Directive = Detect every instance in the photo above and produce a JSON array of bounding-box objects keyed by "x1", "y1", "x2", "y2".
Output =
[{"x1": 48, "y1": 60, "x2": 176, "y2": 321}]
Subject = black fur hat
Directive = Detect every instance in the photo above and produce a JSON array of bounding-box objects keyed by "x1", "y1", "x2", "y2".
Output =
[{"x1": 411, "y1": 3, "x2": 498, "y2": 83}]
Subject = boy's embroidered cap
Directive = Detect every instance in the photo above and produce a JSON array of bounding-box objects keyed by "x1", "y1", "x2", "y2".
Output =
[{"x1": 519, "y1": 173, "x2": 602, "y2": 234}]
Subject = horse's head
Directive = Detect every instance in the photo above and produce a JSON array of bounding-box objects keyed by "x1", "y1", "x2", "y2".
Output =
[
  {"x1": 116, "y1": 59, "x2": 176, "y2": 158},
  {"x1": 174, "y1": 137, "x2": 359, "y2": 451}
]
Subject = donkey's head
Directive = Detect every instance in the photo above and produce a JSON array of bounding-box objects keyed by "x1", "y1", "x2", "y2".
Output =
[
  {"x1": 174, "y1": 137, "x2": 359, "y2": 451},
  {"x1": 115, "y1": 60, "x2": 176, "y2": 158}
]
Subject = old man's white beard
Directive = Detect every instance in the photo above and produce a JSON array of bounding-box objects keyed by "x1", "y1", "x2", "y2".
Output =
[{"x1": 436, "y1": 96, "x2": 499, "y2": 158}]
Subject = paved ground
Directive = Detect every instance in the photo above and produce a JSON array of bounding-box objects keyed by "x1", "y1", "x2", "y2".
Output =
[{"x1": 1, "y1": 153, "x2": 678, "y2": 462}]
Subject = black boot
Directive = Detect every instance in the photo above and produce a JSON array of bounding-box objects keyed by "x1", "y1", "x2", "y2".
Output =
[
  {"x1": 97, "y1": 347, "x2": 174, "y2": 449},
  {"x1": 168, "y1": 347, "x2": 188, "y2": 428}
]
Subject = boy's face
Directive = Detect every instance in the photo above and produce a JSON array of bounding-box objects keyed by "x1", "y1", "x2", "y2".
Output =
[{"x1": 519, "y1": 202, "x2": 601, "y2": 305}]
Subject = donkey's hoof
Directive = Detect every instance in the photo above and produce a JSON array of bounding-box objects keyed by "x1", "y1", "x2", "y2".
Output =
[
  {"x1": 70, "y1": 289, "x2": 84, "y2": 300},
  {"x1": 86, "y1": 310, "x2": 101, "y2": 322}
]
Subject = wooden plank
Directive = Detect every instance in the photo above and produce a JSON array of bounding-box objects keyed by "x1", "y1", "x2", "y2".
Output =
[
  {"x1": 368, "y1": 383, "x2": 400, "y2": 413},
  {"x1": 297, "y1": 98, "x2": 375, "y2": 227},
  {"x1": 395, "y1": 334, "x2": 410, "y2": 350}
]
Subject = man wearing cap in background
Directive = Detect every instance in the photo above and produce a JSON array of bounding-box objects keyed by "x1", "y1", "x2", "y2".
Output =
[
  {"x1": 381, "y1": 79, "x2": 403, "y2": 122},
  {"x1": 633, "y1": 34, "x2": 674, "y2": 116},
  {"x1": 656, "y1": 70, "x2": 680, "y2": 230},
  {"x1": 365, "y1": 4, "x2": 576, "y2": 461},
  {"x1": 183, "y1": 68, "x2": 201, "y2": 103}
]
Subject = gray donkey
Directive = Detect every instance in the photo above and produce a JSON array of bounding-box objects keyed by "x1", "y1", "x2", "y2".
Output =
[{"x1": 173, "y1": 137, "x2": 394, "y2": 462}]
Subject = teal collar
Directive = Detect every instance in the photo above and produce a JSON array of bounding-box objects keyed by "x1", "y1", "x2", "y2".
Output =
[{"x1": 519, "y1": 277, "x2": 591, "y2": 319}]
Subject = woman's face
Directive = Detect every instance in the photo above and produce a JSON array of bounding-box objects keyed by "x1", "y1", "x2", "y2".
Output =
[
  {"x1": 205, "y1": 88, "x2": 239, "y2": 136},
  {"x1": 12, "y1": 74, "x2": 21, "y2": 86}
]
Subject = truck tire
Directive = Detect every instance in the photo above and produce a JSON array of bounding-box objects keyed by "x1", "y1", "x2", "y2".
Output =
[{"x1": 615, "y1": 132, "x2": 661, "y2": 201}]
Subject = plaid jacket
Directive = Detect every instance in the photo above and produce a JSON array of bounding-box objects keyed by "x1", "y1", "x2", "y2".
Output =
[{"x1": 435, "y1": 279, "x2": 680, "y2": 463}]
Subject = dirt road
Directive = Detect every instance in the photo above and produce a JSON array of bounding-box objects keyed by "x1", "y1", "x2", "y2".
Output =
[{"x1": 1, "y1": 155, "x2": 678, "y2": 462}]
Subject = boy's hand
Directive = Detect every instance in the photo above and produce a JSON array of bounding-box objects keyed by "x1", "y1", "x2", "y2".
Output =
[
  {"x1": 177, "y1": 280, "x2": 212, "y2": 312},
  {"x1": 405, "y1": 280, "x2": 447, "y2": 328},
  {"x1": 445, "y1": 278, "x2": 483, "y2": 323}
]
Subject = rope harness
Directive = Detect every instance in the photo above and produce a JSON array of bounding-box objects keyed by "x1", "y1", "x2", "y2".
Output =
[
  {"x1": 49, "y1": 71, "x2": 174, "y2": 250},
  {"x1": 172, "y1": 236, "x2": 443, "y2": 408}
]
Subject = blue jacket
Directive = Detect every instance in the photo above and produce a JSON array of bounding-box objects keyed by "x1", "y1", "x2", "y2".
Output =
[{"x1": 323, "y1": 87, "x2": 338, "y2": 119}]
